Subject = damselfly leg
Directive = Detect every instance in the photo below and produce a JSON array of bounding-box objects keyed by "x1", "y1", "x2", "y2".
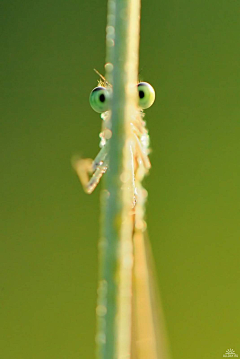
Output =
[{"x1": 72, "y1": 143, "x2": 109, "y2": 194}]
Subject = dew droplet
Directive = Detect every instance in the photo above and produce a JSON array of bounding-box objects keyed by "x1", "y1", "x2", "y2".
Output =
[
  {"x1": 96, "y1": 305, "x2": 107, "y2": 317},
  {"x1": 95, "y1": 332, "x2": 106, "y2": 344},
  {"x1": 105, "y1": 62, "x2": 114, "y2": 73},
  {"x1": 106, "y1": 38, "x2": 115, "y2": 47},
  {"x1": 106, "y1": 26, "x2": 115, "y2": 36}
]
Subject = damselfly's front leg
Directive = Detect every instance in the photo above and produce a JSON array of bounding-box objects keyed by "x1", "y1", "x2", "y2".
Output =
[
  {"x1": 133, "y1": 133, "x2": 151, "y2": 172},
  {"x1": 72, "y1": 143, "x2": 109, "y2": 194}
]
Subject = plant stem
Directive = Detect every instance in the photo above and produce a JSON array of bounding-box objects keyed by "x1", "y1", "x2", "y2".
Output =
[{"x1": 96, "y1": 0, "x2": 141, "y2": 358}]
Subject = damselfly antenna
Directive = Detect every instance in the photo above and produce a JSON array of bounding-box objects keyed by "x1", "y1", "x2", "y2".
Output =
[{"x1": 94, "y1": 69, "x2": 112, "y2": 87}]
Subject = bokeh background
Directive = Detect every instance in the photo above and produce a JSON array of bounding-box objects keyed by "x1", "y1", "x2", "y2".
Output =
[{"x1": 1, "y1": 0, "x2": 240, "y2": 358}]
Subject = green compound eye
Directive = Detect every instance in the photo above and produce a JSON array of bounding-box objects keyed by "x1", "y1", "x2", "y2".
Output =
[
  {"x1": 137, "y1": 82, "x2": 155, "y2": 109},
  {"x1": 89, "y1": 86, "x2": 111, "y2": 113}
]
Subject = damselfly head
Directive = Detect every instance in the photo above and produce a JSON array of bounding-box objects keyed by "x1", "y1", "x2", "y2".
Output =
[{"x1": 90, "y1": 70, "x2": 155, "y2": 113}]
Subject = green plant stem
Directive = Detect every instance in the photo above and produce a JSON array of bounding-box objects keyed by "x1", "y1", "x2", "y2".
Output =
[{"x1": 96, "y1": 0, "x2": 141, "y2": 358}]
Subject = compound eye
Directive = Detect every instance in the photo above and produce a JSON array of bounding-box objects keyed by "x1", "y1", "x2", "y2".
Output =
[
  {"x1": 89, "y1": 86, "x2": 111, "y2": 113},
  {"x1": 137, "y1": 82, "x2": 155, "y2": 109}
]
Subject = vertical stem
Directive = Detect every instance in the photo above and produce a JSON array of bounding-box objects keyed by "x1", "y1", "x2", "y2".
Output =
[{"x1": 96, "y1": 0, "x2": 141, "y2": 358}]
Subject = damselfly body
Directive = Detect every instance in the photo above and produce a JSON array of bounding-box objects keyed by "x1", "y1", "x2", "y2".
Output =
[{"x1": 73, "y1": 72, "x2": 169, "y2": 359}]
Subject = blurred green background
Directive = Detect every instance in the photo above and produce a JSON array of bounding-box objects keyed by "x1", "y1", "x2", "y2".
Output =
[{"x1": 1, "y1": 0, "x2": 240, "y2": 358}]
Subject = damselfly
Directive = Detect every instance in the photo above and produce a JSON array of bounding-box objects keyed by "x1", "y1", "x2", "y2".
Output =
[{"x1": 73, "y1": 72, "x2": 169, "y2": 359}]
